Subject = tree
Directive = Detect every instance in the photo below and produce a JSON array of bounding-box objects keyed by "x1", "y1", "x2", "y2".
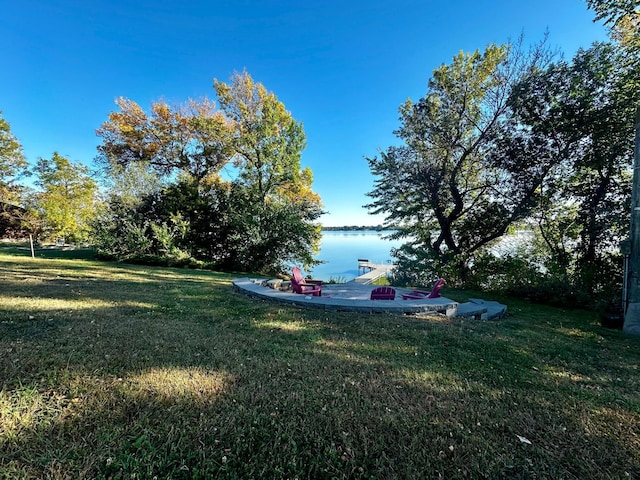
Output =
[
  {"x1": 586, "y1": 1, "x2": 638, "y2": 29},
  {"x1": 585, "y1": 0, "x2": 640, "y2": 331},
  {"x1": 94, "y1": 73, "x2": 323, "y2": 273},
  {"x1": 504, "y1": 43, "x2": 635, "y2": 298},
  {"x1": 367, "y1": 42, "x2": 552, "y2": 285},
  {"x1": 214, "y1": 71, "x2": 323, "y2": 272},
  {"x1": 99, "y1": 161, "x2": 164, "y2": 210},
  {"x1": 95, "y1": 97, "x2": 235, "y2": 263},
  {"x1": 0, "y1": 111, "x2": 28, "y2": 204},
  {"x1": 214, "y1": 72, "x2": 308, "y2": 201},
  {"x1": 34, "y1": 153, "x2": 99, "y2": 243},
  {"x1": 96, "y1": 97, "x2": 235, "y2": 184}
]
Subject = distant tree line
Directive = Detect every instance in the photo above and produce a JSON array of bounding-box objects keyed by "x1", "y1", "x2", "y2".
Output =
[
  {"x1": 0, "y1": 72, "x2": 323, "y2": 275},
  {"x1": 322, "y1": 225, "x2": 388, "y2": 231}
]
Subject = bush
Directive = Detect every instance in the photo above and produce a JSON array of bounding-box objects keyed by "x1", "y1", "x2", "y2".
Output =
[{"x1": 465, "y1": 250, "x2": 622, "y2": 310}]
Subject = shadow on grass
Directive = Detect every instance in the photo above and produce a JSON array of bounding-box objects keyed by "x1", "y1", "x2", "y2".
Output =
[
  {"x1": 1, "y1": 253, "x2": 640, "y2": 478},
  {"x1": 0, "y1": 241, "x2": 98, "y2": 261}
]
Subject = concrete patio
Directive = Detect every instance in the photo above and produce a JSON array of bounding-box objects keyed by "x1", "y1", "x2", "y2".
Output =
[{"x1": 232, "y1": 278, "x2": 507, "y2": 319}]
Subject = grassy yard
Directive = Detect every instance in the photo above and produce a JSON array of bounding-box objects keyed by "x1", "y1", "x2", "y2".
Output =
[{"x1": 1, "y1": 244, "x2": 639, "y2": 479}]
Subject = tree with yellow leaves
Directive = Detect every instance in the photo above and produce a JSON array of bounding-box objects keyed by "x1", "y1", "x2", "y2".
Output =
[
  {"x1": 96, "y1": 97, "x2": 235, "y2": 184},
  {"x1": 94, "y1": 73, "x2": 323, "y2": 273},
  {"x1": 214, "y1": 71, "x2": 323, "y2": 272}
]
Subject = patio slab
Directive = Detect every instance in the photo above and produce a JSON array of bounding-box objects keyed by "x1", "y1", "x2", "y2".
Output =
[{"x1": 232, "y1": 278, "x2": 459, "y2": 315}]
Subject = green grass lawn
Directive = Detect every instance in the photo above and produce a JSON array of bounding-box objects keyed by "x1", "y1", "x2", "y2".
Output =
[{"x1": 1, "y1": 244, "x2": 639, "y2": 479}]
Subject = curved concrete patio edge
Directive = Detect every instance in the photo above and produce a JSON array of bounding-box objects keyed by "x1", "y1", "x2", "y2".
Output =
[{"x1": 232, "y1": 278, "x2": 459, "y2": 315}]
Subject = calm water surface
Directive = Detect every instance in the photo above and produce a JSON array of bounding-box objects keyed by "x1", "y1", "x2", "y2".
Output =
[{"x1": 308, "y1": 230, "x2": 403, "y2": 282}]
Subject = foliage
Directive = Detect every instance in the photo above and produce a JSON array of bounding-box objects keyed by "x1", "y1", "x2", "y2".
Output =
[
  {"x1": 464, "y1": 245, "x2": 622, "y2": 309},
  {"x1": 1, "y1": 251, "x2": 640, "y2": 479},
  {"x1": 369, "y1": 36, "x2": 636, "y2": 303},
  {"x1": 585, "y1": 0, "x2": 639, "y2": 57},
  {"x1": 507, "y1": 42, "x2": 636, "y2": 296},
  {"x1": 214, "y1": 71, "x2": 308, "y2": 201},
  {"x1": 98, "y1": 161, "x2": 164, "y2": 210},
  {"x1": 0, "y1": 111, "x2": 28, "y2": 204},
  {"x1": 367, "y1": 41, "x2": 553, "y2": 285},
  {"x1": 94, "y1": 72, "x2": 323, "y2": 273},
  {"x1": 0, "y1": 112, "x2": 42, "y2": 239},
  {"x1": 0, "y1": 202, "x2": 39, "y2": 239},
  {"x1": 214, "y1": 71, "x2": 323, "y2": 272},
  {"x1": 221, "y1": 184, "x2": 322, "y2": 273},
  {"x1": 96, "y1": 97, "x2": 235, "y2": 184},
  {"x1": 34, "y1": 152, "x2": 99, "y2": 243},
  {"x1": 94, "y1": 177, "x2": 228, "y2": 268},
  {"x1": 585, "y1": 0, "x2": 639, "y2": 33}
]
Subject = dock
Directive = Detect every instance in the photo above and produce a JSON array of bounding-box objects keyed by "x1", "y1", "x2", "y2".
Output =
[{"x1": 354, "y1": 259, "x2": 396, "y2": 284}]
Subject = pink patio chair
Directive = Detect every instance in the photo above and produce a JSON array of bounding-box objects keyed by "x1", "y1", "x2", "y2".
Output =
[
  {"x1": 370, "y1": 286, "x2": 396, "y2": 300},
  {"x1": 402, "y1": 278, "x2": 446, "y2": 300},
  {"x1": 291, "y1": 267, "x2": 323, "y2": 297}
]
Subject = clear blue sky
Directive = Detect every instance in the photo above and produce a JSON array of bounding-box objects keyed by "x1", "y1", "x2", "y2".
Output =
[{"x1": 1, "y1": 0, "x2": 607, "y2": 226}]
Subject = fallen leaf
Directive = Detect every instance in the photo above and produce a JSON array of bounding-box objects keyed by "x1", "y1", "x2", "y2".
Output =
[{"x1": 517, "y1": 435, "x2": 532, "y2": 445}]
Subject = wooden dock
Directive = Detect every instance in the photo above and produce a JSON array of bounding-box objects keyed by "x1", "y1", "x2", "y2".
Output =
[{"x1": 354, "y1": 260, "x2": 396, "y2": 284}]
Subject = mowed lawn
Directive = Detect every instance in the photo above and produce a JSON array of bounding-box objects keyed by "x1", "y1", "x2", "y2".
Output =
[{"x1": 1, "y1": 246, "x2": 639, "y2": 479}]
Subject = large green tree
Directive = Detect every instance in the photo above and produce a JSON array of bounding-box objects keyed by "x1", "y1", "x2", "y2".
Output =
[
  {"x1": 34, "y1": 153, "x2": 99, "y2": 243},
  {"x1": 214, "y1": 71, "x2": 323, "y2": 272},
  {"x1": 94, "y1": 73, "x2": 322, "y2": 273},
  {"x1": 367, "y1": 42, "x2": 552, "y2": 285},
  {"x1": 94, "y1": 96, "x2": 238, "y2": 266},
  {"x1": 503, "y1": 42, "x2": 635, "y2": 297},
  {"x1": 585, "y1": 0, "x2": 640, "y2": 330},
  {"x1": 214, "y1": 72, "x2": 309, "y2": 202}
]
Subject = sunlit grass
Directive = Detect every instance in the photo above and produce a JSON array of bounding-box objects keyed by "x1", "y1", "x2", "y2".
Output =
[
  {"x1": 0, "y1": 295, "x2": 155, "y2": 313},
  {"x1": 0, "y1": 386, "x2": 62, "y2": 440},
  {"x1": 126, "y1": 367, "x2": 232, "y2": 404},
  {"x1": 253, "y1": 319, "x2": 310, "y2": 332}
]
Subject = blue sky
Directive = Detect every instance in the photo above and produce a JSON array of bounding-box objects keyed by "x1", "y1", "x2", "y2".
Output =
[{"x1": 1, "y1": 0, "x2": 607, "y2": 226}]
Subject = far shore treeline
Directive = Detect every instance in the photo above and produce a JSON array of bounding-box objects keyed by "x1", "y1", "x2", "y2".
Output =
[
  {"x1": 0, "y1": 1, "x2": 637, "y2": 309},
  {"x1": 321, "y1": 225, "x2": 388, "y2": 232}
]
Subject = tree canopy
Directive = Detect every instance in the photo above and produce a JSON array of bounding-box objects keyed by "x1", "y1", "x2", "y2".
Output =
[
  {"x1": 368, "y1": 36, "x2": 637, "y2": 304},
  {"x1": 34, "y1": 152, "x2": 99, "y2": 243},
  {"x1": 96, "y1": 98, "x2": 235, "y2": 184},
  {"x1": 367, "y1": 41, "x2": 553, "y2": 285},
  {"x1": 0, "y1": 111, "x2": 28, "y2": 204},
  {"x1": 506, "y1": 42, "x2": 635, "y2": 295},
  {"x1": 213, "y1": 71, "x2": 323, "y2": 271},
  {"x1": 93, "y1": 72, "x2": 322, "y2": 273}
]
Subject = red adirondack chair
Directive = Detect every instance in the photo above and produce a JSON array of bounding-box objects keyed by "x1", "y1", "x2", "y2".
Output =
[
  {"x1": 291, "y1": 267, "x2": 323, "y2": 296},
  {"x1": 402, "y1": 278, "x2": 445, "y2": 300},
  {"x1": 370, "y1": 286, "x2": 396, "y2": 300}
]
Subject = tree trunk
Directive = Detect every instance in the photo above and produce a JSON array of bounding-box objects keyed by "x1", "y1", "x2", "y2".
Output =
[{"x1": 624, "y1": 106, "x2": 640, "y2": 334}]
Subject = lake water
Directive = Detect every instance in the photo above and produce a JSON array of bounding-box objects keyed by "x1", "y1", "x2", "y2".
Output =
[
  {"x1": 305, "y1": 229, "x2": 533, "y2": 282},
  {"x1": 308, "y1": 230, "x2": 403, "y2": 282}
]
